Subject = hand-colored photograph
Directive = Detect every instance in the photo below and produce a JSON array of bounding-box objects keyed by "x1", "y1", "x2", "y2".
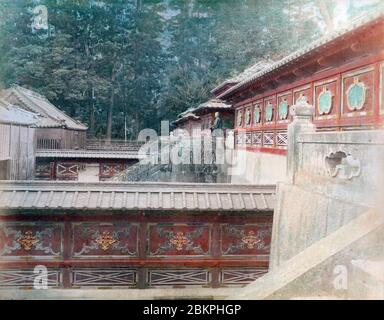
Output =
[{"x1": 0, "y1": 0, "x2": 383, "y2": 302}]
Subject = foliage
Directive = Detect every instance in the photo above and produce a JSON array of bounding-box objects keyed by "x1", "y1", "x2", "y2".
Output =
[{"x1": 0, "y1": 0, "x2": 381, "y2": 138}]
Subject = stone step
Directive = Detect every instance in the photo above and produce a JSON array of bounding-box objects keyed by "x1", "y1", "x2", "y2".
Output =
[{"x1": 230, "y1": 209, "x2": 383, "y2": 300}]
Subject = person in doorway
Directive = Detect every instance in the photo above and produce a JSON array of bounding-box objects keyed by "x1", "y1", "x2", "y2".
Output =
[
  {"x1": 211, "y1": 112, "x2": 223, "y2": 133},
  {"x1": 210, "y1": 112, "x2": 223, "y2": 168}
]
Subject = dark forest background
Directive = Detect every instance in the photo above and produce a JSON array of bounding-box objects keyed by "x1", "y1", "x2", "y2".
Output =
[{"x1": 0, "y1": 0, "x2": 381, "y2": 139}]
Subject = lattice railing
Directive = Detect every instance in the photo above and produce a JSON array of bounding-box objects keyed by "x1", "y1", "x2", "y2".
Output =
[
  {"x1": 276, "y1": 131, "x2": 288, "y2": 147},
  {"x1": 0, "y1": 267, "x2": 268, "y2": 289}
]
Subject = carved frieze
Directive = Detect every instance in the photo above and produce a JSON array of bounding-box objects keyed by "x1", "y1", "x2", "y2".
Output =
[
  {"x1": 149, "y1": 225, "x2": 210, "y2": 256},
  {"x1": 72, "y1": 223, "x2": 138, "y2": 258},
  {"x1": 221, "y1": 224, "x2": 271, "y2": 256},
  {"x1": 0, "y1": 223, "x2": 63, "y2": 258}
]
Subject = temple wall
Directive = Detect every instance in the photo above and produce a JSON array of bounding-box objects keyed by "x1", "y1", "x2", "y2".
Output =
[{"x1": 229, "y1": 149, "x2": 286, "y2": 185}]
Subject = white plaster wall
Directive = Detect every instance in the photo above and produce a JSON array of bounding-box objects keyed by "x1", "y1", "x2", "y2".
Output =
[{"x1": 229, "y1": 149, "x2": 287, "y2": 185}]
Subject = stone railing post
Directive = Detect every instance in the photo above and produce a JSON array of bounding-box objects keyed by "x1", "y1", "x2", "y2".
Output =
[{"x1": 287, "y1": 100, "x2": 316, "y2": 184}]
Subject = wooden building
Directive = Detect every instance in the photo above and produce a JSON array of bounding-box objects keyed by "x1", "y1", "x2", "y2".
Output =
[
  {"x1": 1, "y1": 85, "x2": 87, "y2": 150},
  {"x1": 216, "y1": 12, "x2": 384, "y2": 155},
  {"x1": 173, "y1": 99, "x2": 234, "y2": 136},
  {"x1": 0, "y1": 98, "x2": 37, "y2": 180}
]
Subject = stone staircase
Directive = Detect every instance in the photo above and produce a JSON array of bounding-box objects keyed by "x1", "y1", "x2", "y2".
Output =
[{"x1": 229, "y1": 209, "x2": 384, "y2": 300}]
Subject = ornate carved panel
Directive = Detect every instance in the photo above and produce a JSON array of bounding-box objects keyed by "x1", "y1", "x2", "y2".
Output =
[
  {"x1": 253, "y1": 101, "x2": 263, "y2": 126},
  {"x1": 220, "y1": 268, "x2": 268, "y2": 286},
  {"x1": 0, "y1": 223, "x2": 63, "y2": 259},
  {"x1": 342, "y1": 66, "x2": 375, "y2": 116},
  {"x1": 148, "y1": 224, "x2": 211, "y2": 257},
  {"x1": 263, "y1": 96, "x2": 275, "y2": 125},
  {"x1": 0, "y1": 268, "x2": 61, "y2": 288},
  {"x1": 244, "y1": 105, "x2": 252, "y2": 127},
  {"x1": 314, "y1": 78, "x2": 339, "y2": 120},
  {"x1": 71, "y1": 268, "x2": 137, "y2": 288},
  {"x1": 236, "y1": 108, "x2": 244, "y2": 128},
  {"x1": 147, "y1": 269, "x2": 210, "y2": 287},
  {"x1": 325, "y1": 151, "x2": 361, "y2": 180},
  {"x1": 277, "y1": 91, "x2": 292, "y2": 122},
  {"x1": 99, "y1": 162, "x2": 125, "y2": 180},
  {"x1": 56, "y1": 162, "x2": 78, "y2": 181},
  {"x1": 35, "y1": 161, "x2": 54, "y2": 180},
  {"x1": 221, "y1": 224, "x2": 272, "y2": 256},
  {"x1": 72, "y1": 222, "x2": 138, "y2": 258}
]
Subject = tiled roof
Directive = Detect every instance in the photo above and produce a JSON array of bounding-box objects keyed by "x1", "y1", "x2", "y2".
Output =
[
  {"x1": 0, "y1": 98, "x2": 38, "y2": 126},
  {"x1": 172, "y1": 112, "x2": 200, "y2": 125},
  {"x1": 194, "y1": 99, "x2": 232, "y2": 113},
  {"x1": 0, "y1": 181, "x2": 276, "y2": 212},
  {"x1": 36, "y1": 149, "x2": 146, "y2": 159},
  {"x1": 211, "y1": 60, "x2": 274, "y2": 94},
  {"x1": 1, "y1": 86, "x2": 87, "y2": 130},
  {"x1": 174, "y1": 99, "x2": 232, "y2": 125},
  {"x1": 218, "y1": 9, "x2": 384, "y2": 99}
]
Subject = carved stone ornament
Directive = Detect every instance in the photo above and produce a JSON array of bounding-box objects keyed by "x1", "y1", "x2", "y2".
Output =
[
  {"x1": 325, "y1": 151, "x2": 361, "y2": 180},
  {"x1": 291, "y1": 99, "x2": 314, "y2": 117}
]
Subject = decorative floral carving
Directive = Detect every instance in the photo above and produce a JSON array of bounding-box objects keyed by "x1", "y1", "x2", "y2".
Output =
[
  {"x1": 0, "y1": 226, "x2": 60, "y2": 256},
  {"x1": 95, "y1": 231, "x2": 117, "y2": 251},
  {"x1": 222, "y1": 226, "x2": 271, "y2": 255},
  {"x1": 74, "y1": 226, "x2": 136, "y2": 256},
  {"x1": 151, "y1": 227, "x2": 208, "y2": 255},
  {"x1": 241, "y1": 231, "x2": 261, "y2": 249},
  {"x1": 17, "y1": 231, "x2": 39, "y2": 251},
  {"x1": 169, "y1": 232, "x2": 190, "y2": 251}
]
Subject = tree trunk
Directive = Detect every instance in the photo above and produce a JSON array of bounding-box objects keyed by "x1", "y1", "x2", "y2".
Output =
[
  {"x1": 88, "y1": 87, "x2": 95, "y2": 137},
  {"x1": 106, "y1": 65, "x2": 117, "y2": 141},
  {"x1": 106, "y1": 86, "x2": 115, "y2": 141}
]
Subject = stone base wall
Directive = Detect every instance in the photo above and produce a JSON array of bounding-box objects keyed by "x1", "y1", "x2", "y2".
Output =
[{"x1": 229, "y1": 150, "x2": 286, "y2": 185}]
